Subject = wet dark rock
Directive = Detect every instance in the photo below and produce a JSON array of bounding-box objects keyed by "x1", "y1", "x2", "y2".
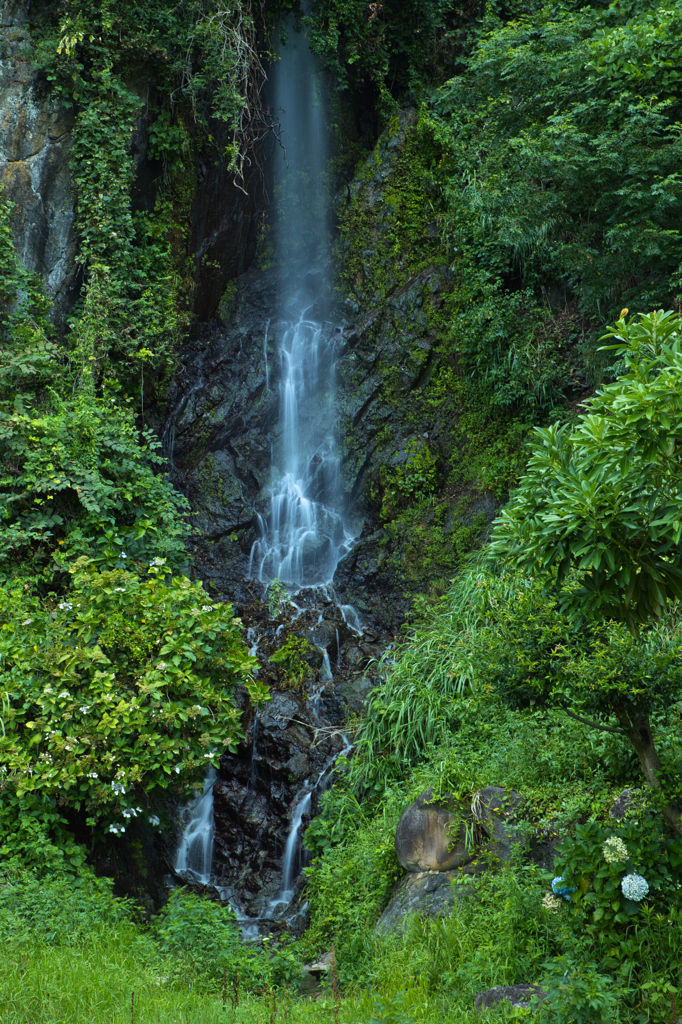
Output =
[
  {"x1": 211, "y1": 687, "x2": 342, "y2": 908},
  {"x1": 338, "y1": 674, "x2": 375, "y2": 715},
  {"x1": 474, "y1": 985, "x2": 547, "y2": 1013}
]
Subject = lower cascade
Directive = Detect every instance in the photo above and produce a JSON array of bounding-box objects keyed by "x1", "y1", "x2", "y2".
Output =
[{"x1": 174, "y1": 768, "x2": 217, "y2": 886}]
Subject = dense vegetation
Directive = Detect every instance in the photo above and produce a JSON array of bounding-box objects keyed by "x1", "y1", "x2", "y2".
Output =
[{"x1": 3, "y1": 0, "x2": 682, "y2": 1022}]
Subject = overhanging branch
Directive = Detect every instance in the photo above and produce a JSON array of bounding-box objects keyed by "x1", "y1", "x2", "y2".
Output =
[{"x1": 563, "y1": 708, "x2": 628, "y2": 736}]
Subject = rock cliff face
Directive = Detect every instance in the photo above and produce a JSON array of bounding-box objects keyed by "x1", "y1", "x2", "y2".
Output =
[
  {"x1": 0, "y1": 0, "x2": 78, "y2": 326},
  {"x1": 167, "y1": 108, "x2": 498, "y2": 637},
  {"x1": 0, "y1": 2, "x2": 260, "y2": 328}
]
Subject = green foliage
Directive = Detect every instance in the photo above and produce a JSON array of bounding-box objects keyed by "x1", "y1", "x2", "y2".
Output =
[
  {"x1": 152, "y1": 889, "x2": 301, "y2": 990},
  {"x1": 270, "y1": 637, "x2": 317, "y2": 690},
  {"x1": 369, "y1": 992, "x2": 416, "y2": 1024},
  {"x1": 491, "y1": 310, "x2": 682, "y2": 632},
  {"x1": 0, "y1": 556, "x2": 264, "y2": 846},
  {"x1": 379, "y1": 439, "x2": 441, "y2": 521},
  {"x1": 553, "y1": 816, "x2": 682, "y2": 958},
  {"x1": 266, "y1": 577, "x2": 289, "y2": 616},
  {"x1": 0, "y1": 199, "x2": 188, "y2": 579},
  {"x1": 536, "y1": 956, "x2": 624, "y2": 1024},
  {"x1": 432, "y1": 1, "x2": 682, "y2": 330},
  {"x1": 306, "y1": 0, "x2": 475, "y2": 108},
  {"x1": 67, "y1": 67, "x2": 185, "y2": 389}
]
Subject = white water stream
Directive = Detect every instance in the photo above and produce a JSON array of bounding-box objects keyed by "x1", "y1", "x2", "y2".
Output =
[
  {"x1": 174, "y1": 20, "x2": 358, "y2": 925},
  {"x1": 174, "y1": 768, "x2": 216, "y2": 885}
]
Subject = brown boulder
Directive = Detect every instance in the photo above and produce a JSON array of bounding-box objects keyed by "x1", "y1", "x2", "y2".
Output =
[{"x1": 395, "y1": 787, "x2": 473, "y2": 872}]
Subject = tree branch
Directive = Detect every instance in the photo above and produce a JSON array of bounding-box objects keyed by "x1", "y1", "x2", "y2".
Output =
[{"x1": 563, "y1": 709, "x2": 628, "y2": 736}]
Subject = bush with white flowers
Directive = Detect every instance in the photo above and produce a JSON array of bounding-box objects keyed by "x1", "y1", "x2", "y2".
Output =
[
  {"x1": 621, "y1": 873, "x2": 649, "y2": 901},
  {"x1": 602, "y1": 836, "x2": 628, "y2": 864},
  {"x1": 0, "y1": 555, "x2": 268, "y2": 844}
]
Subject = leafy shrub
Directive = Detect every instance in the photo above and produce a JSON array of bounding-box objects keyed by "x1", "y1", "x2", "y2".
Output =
[
  {"x1": 552, "y1": 816, "x2": 682, "y2": 959},
  {"x1": 0, "y1": 556, "x2": 266, "y2": 847},
  {"x1": 270, "y1": 637, "x2": 317, "y2": 689},
  {"x1": 0, "y1": 867, "x2": 131, "y2": 949},
  {"x1": 536, "y1": 956, "x2": 625, "y2": 1024},
  {"x1": 152, "y1": 889, "x2": 301, "y2": 991}
]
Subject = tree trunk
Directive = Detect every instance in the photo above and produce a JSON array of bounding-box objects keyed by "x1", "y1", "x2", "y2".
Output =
[{"x1": 614, "y1": 705, "x2": 682, "y2": 837}]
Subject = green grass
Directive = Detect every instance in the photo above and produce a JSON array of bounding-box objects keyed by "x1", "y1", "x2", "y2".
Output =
[{"x1": 0, "y1": 918, "x2": 486, "y2": 1024}]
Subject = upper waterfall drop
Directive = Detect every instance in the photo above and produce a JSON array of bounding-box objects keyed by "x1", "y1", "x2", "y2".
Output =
[{"x1": 249, "y1": 19, "x2": 355, "y2": 590}]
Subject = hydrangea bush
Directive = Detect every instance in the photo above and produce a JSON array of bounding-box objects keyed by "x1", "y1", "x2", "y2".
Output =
[
  {"x1": 551, "y1": 817, "x2": 682, "y2": 958},
  {"x1": 0, "y1": 555, "x2": 268, "y2": 858}
]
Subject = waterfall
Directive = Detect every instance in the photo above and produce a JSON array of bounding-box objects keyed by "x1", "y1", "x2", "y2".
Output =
[
  {"x1": 269, "y1": 790, "x2": 312, "y2": 912},
  {"x1": 248, "y1": 19, "x2": 354, "y2": 591},
  {"x1": 174, "y1": 768, "x2": 216, "y2": 885}
]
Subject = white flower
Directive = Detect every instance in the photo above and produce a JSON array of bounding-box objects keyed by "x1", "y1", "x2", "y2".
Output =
[
  {"x1": 149, "y1": 815, "x2": 160, "y2": 827},
  {"x1": 174, "y1": 765, "x2": 181, "y2": 774},
  {"x1": 58, "y1": 602, "x2": 73, "y2": 611},
  {"x1": 603, "y1": 836, "x2": 628, "y2": 864},
  {"x1": 44, "y1": 687, "x2": 53, "y2": 694},
  {"x1": 107, "y1": 823, "x2": 126, "y2": 835},
  {"x1": 114, "y1": 587, "x2": 126, "y2": 593},
  {"x1": 621, "y1": 873, "x2": 649, "y2": 901},
  {"x1": 22, "y1": 618, "x2": 32, "y2": 626},
  {"x1": 542, "y1": 893, "x2": 562, "y2": 912},
  {"x1": 149, "y1": 557, "x2": 165, "y2": 567},
  {"x1": 80, "y1": 705, "x2": 91, "y2": 714},
  {"x1": 157, "y1": 662, "x2": 167, "y2": 671},
  {"x1": 87, "y1": 772, "x2": 98, "y2": 779},
  {"x1": 202, "y1": 605, "x2": 213, "y2": 612},
  {"x1": 111, "y1": 781, "x2": 126, "y2": 795},
  {"x1": 119, "y1": 552, "x2": 127, "y2": 559},
  {"x1": 58, "y1": 691, "x2": 70, "y2": 699}
]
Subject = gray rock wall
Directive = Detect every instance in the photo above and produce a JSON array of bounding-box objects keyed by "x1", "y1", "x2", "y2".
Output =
[{"x1": 0, "y1": 0, "x2": 78, "y2": 325}]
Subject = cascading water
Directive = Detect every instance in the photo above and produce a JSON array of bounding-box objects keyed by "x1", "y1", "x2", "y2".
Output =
[
  {"x1": 269, "y1": 790, "x2": 312, "y2": 913},
  {"x1": 248, "y1": 18, "x2": 354, "y2": 592},
  {"x1": 174, "y1": 22, "x2": 360, "y2": 925},
  {"x1": 174, "y1": 768, "x2": 216, "y2": 885}
]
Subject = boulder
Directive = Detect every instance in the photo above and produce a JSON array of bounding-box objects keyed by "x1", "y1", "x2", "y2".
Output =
[
  {"x1": 300, "y1": 951, "x2": 333, "y2": 994},
  {"x1": 374, "y1": 870, "x2": 471, "y2": 935},
  {"x1": 474, "y1": 985, "x2": 547, "y2": 1013},
  {"x1": 610, "y1": 788, "x2": 636, "y2": 821},
  {"x1": 472, "y1": 786, "x2": 524, "y2": 863},
  {"x1": 395, "y1": 787, "x2": 473, "y2": 872}
]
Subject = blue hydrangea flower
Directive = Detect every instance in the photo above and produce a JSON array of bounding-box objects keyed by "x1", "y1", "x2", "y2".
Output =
[
  {"x1": 621, "y1": 873, "x2": 649, "y2": 901},
  {"x1": 551, "y1": 876, "x2": 577, "y2": 901}
]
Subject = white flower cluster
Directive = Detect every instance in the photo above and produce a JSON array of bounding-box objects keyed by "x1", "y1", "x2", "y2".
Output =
[
  {"x1": 621, "y1": 873, "x2": 649, "y2": 901},
  {"x1": 58, "y1": 601, "x2": 73, "y2": 611},
  {"x1": 602, "y1": 836, "x2": 628, "y2": 864},
  {"x1": 107, "y1": 824, "x2": 126, "y2": 835},
  {"x1": 202, "y1": 605, "x2": 213, "y2": 612},
  {"x1": 149, "y1": 815, "x2": 161, "y2": 827},
  {"x1": 87, "y1": 772, "x2": 98, "y2": 779},
  {"x1": 111, "y1": 781, "x2": 126, "y2": 795},
  {"x1": 149, "y1": 557, "x2": 166, "y2": 570},
  {"x1": 157, "y1": 662, "x2": 167, "y2": 671},
  {"x1": 114, "y1": 587, "x2": 126, "y2": 593},
  {"x1": 119, "y1": 552, "x2": 127, "y2": 559},
  {"x1": 122, "y1": 806, "x2": 143, "y2": 819},
  {"x1": 542, "y1": 893, "x2": 562, "y2": 912},
  {"x1": 58, "y1": 691, "x2": 70, "y2": 699}
]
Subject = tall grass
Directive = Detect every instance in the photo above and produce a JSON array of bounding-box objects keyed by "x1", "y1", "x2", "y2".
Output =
[{"x1": 351, "y1": 567, "x2": 527, "y2": 787}]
